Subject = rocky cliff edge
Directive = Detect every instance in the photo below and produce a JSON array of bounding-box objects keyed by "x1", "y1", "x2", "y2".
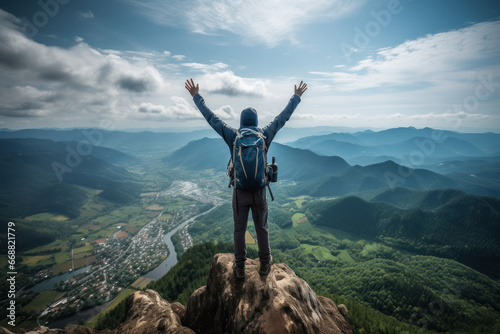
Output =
[{"x1": 3, "y1": 253, "x2": 352, "y2": 334}]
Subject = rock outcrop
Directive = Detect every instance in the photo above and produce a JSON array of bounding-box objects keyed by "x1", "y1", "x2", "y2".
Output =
[
  {"x1": 3, "y1": 254, "x2": 352, "y2": 334},
  {"x1": 185, "y1": 254, "x2": 352, "y2": 334},
  {"x1": 3, "y1": 289, "x2": 193, "y2": 334}
]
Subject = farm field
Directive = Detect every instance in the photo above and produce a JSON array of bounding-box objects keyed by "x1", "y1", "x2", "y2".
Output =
[
  {"x1": 301, "y1": 244, "x2": 337, "y2": 262},
  {"x1": 22, "y1": 290, "x2": 65, "y2": 313}
]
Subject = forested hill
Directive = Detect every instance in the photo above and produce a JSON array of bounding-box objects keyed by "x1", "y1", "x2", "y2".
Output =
[
  {"x1": 96, "y1": 242, "x2": 439, "y2": 334},
  {"x1": 163, "y1": 137, "x2": 350, "y2": 181},
  {"x1": 70, "y1": 242, "x2": 355, "y2": 334},
  {"x1": 0, "y1": 138, "x2": 142, "y2": 221},
  {"x1": 0, "y1": 128, "x2": 217, "y2": 154},
  {"x1": 293, "y1": 159, "x2": 500, "y2": 198},
  {"x1": 164, "y1": 137, "x2": 500, "y2": 198},
  {"x1": 307, "y1": 194, "x2": 500, "y2": 277},
  {"x1": 368, "y1": 187, "x2": 473, "y2": 210}
]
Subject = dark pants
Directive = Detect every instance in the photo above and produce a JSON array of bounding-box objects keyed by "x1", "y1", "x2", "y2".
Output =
[{"x1": 232, "y1": 188, "x2": 271, "y2": 267}]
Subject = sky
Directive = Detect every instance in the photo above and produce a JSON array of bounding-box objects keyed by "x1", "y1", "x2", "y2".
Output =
[{"x1": 0, "y1": 0, "x2": 499, "y2": 131}]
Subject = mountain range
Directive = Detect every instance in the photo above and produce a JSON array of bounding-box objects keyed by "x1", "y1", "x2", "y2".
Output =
[
  {"x1": 0, "y1": 138, "x2": 141, "y2": 221},
  {"x1": 163, "y1": 137, "x2": 500, "y2": 198},
  {"x1": 164, "y1": 138, "x2": 350, "y2": 182},
  {"x1": 0, "y1": 128, "x2": 217, "y2": 154},
  {"x1": 2, "y1": 126, "x2": 500, "y2": 333},
  {"x1": 286, "y1": 126, "x2": 500, "y2": 167}
]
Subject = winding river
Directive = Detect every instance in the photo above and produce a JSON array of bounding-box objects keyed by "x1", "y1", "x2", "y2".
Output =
[
  {"x1": 143, "y1": 205, "x2": 217, "y2": 280},
  {"x1": 44, "y1": 204, "x2": 216, "y2": 328}
]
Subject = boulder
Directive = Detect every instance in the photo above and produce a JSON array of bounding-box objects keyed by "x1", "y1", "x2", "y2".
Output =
[{"x1": 184, "y1": 253, "x2": 352, "y2": 334}]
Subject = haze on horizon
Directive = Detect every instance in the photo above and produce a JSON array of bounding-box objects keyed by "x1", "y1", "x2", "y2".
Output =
[{"x1": 0, "y1": 0, "x2": 499, "y2": 132}]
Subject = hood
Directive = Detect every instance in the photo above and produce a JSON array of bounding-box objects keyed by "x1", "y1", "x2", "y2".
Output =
[{"x1": 240, "y1": 107, "x2": 258, "y2": 127}]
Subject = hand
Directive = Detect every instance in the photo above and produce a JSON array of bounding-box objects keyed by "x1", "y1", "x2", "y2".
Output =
[
  {"x1": 294, "y1": 81, "x2": 307, "y2": 97},
  {"x1": 185, "y1": 78, "x2": 199, "y2": 97}
]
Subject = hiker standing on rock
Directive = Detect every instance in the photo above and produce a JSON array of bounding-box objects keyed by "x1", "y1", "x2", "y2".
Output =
[{"x1": 185, "y1": 78, "x2": 307, "y2": 279}]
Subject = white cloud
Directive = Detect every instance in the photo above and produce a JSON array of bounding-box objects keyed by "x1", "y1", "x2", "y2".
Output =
[
  {"x1": 74, "y1": 36, "x2": 84, "y2": 43},
  {"x1": 79, "y1": 11, "x2": 95, "y2": 20},
  {"x1": 0, "y1": 9, "x2": 189, "y2": 122},
  {"x1": 403, "y1": 111, "x2": 493, "y2": 121},
  {"x1": 293, "y1": 112, "x2": 363, "y2": 121},
  {"x1": 213, "y1": 105, "x2": 237, "y2": 120},
  {"x1": 182, "y1": 63, "x2": 228, "y2": 73},
  {"x1": 0, "y1": 85, "x2": 57, "y2": 117},
  {"x1": 172, "y1": 54, "x2": 186, "y2": 61},
  {"x1": 182, "y1": 62, "x2": 228, "y2": 73},
  {"x1": 198, "y1": 71, "x2": 269, "y2": 97},
  {"x1": 132, "y1": 97, "x2": 201, "y2": 120},
  {"x1": 130, "y1": 97, "x2": 237, "y2": 121},
  {"x1": 312, "y1": 20, "x2": 500, "y2": 92},
  {"x1": 126, "y1": 0, "x2": 365, "y2": 47},
  {"x1": 291, "y1": 111, "x2": 496, "y2": 124}
]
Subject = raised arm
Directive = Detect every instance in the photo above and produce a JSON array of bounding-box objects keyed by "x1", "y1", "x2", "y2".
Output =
[
  {"x1": 185, "y1": 78, "x2": 236, "y2": 146},
  {"x1": 262, "y1": 81, "x2": 307, "y2": 146}
]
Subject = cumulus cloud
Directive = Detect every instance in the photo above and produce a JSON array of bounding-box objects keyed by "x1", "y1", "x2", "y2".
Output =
[
  {"x1": 213, "y1": 105, "x2": 237, "y2": 120},
  {"x1": 79, "y1": 11, "x2": 95, "y2": 20},
  {"x1": 182, "y1": 62, "x2": 228, "y2": 73},
  {"x1": 0, "y1": 102, "x2": 49, "y2": 118},
  {"x1": 131, "y1": 96, "x2": 236, "y2": 121},
  {"x1": 0, "y1": 9, "x2": 174, "y2": 120},
  {"x1": 312, "y1": 20, "x2": 500, "y2": 92},
  {"x1": 0, "y1": 85, "x2": 56, "y2": 117},
  {"x1": 198, "y1": 71, "x2": 269, "y2": 97},
  {"x1": 172, "y1": 54, "x2": 186, "y2": 61},
  {"x1": 132, "y1": 97, "x2": 198, "y2": 120},
  {"x1": 0, "y1": 9, "x2": 261, "y2": 124},
  {"x1": 125, "y1": 0, "x2": 364, "y2": 47},
  {"x1": 180, "y1": 61, "x2": 267, "y2": 97}
]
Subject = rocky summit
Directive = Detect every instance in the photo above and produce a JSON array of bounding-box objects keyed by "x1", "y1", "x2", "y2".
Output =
[{"x1": 3, "y1": 254, "x2": 352, "y2": 334}]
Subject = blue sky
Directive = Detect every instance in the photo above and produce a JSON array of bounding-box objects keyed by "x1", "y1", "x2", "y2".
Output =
[{"x1": 0, "y1": 0, "x2": 499, "y2": 131}]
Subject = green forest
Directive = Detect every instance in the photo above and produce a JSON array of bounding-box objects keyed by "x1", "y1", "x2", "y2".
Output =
[
  {"x1": 181, "y1": 195, "x2": 500, "y2": 334},
  {"x1": 96, "y1": 242, "x2": 442, "y2": 334},
  {"x1": 3, "y1": 130, "x2": 500, "y2": 334}
]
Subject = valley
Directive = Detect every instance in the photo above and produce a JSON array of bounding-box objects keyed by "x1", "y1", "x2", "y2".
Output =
[
  {"x1": 1, "y1": 126, "x2": 499, "y2": 334},
  {"x1": 184, "y1": 195, "x2": 500, "y2": 333},
  {"x1": 0, "y1": 154, "x2": 224, "y2": 328}
]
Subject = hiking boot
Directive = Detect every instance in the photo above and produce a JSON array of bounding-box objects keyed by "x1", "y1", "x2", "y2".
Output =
[
  {"x1": 259, "y1": 259, "x2": 272, "y2": 276},
  {"x1": 233, "y1": 263, "x2": 245, "y2": 280}
]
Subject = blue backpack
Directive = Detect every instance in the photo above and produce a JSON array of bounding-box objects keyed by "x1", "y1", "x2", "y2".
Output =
[{"x1": 230, "y1": 128, "x2": 268, "y2": 190}]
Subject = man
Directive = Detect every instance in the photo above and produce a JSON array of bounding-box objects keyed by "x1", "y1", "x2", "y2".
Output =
[{"x1": 185, "y1": 78, "x2": 307, "y2": 279}]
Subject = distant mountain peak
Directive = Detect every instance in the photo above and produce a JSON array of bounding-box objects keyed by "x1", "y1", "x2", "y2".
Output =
[{"x1": 367, "y1": 159, "x2": 402, "y2": 171}]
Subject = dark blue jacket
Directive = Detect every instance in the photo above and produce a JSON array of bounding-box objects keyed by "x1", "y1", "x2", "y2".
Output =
[{"x1": 193, "y1": 93, "x2": 301, "y2": 154}]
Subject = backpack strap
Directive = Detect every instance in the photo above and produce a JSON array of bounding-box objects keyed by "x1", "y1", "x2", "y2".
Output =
[
  {"x1": 258, "y1": 131, "x2": 268, "y2": 152},
  {"x1": 233, "y1": 131, "x2": 239, "y2": 213}
]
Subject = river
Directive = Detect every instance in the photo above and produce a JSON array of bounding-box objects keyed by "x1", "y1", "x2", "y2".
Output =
[
  {"x1": 45, "y1": 203, "x2": 217, "y2": 328},
  {"x1": 26, "y1": 265, "x2": 92, "y2": 293},
  {"x1": 143, "y1": 205, "x2": 217, "y2": 280}
]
